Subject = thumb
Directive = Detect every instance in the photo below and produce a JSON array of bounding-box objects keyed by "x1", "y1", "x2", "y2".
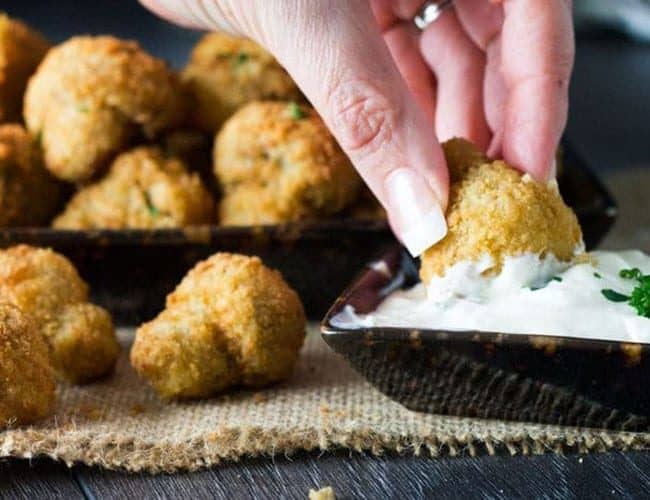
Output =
[{"x1": 141, "y1": 0, "x2": 449, "y2": 256}]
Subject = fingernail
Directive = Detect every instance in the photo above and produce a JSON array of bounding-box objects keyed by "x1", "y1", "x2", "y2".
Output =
[{"x1": 385, "y1": 168, "x2": 447, "y2": 257}]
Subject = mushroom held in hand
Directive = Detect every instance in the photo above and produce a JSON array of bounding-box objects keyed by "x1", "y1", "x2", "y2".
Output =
[
  {"x1": 420, "y1": 138, "x2": 583, "y2": 284},
  {"x1": 131, "y1": 253, "x2": 306, "y2": 399}
]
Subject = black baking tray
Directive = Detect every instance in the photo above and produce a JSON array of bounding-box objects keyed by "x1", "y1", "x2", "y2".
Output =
[
  {"x1": 321, "y1": 244, "x2": 650, "y2": 431},
  {"x1": 0, "y1": 142, "x2": 615, "y2": 324},
  {"x1": 320, "y1": 148, "x2": 637, "y2": 431}
]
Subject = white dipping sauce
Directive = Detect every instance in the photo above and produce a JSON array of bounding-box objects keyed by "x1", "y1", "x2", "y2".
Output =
[{"x1": 334, "y1": 250, "x2": 650, "y2": 343}]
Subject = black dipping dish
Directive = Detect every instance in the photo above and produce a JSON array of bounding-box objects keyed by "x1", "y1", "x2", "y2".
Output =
[{"x1": 320, "y1": 146, "x2": 650, "y2": 432}]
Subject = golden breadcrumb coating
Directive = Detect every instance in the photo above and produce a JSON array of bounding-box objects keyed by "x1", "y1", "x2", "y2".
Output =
[
  {"x1": 420, "y1": 138, "x2": 583, "y2": 283},
  {"x1": 0, "y1": 301, "x2": 56, "y2": 427},
  {"x1": 24, "y1": 36, "x2": 188, "y2": 182},
  {"x1": 0, "y1": 245, "x2": 120, "y2": 383},
  {"x1": 183, "y1": 33, "x2": 302, "y2": 132},
  {"x1": 0, "y1": 14, "x2": 49, "y2": 123},
  {"x1": 53, "y1": 146, "x2": 215, "y2": 229},
  {"x1": 131, "y1": 253, "x2": 306, "y2": 399},
  {"x1": 0, "y1": 124, "x2": 65, "y2": 226},
  {"x1": 215, "y1": 101, "x2": 361, "y2": 225}
]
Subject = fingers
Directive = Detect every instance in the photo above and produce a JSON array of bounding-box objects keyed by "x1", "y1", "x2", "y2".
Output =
[
  {"x1": 138, "y1": 0, "x2": 238, "y2": 33},
  {"x1": 269, "y1": 1, "x2": 448, "y2": 255},
  {"x1": 383, "y1": 24, "x2": 436, "y2": 124},
  {"x1": 498, "y1": 0, "x2": 574, "y2": 180},
  {"x1": 419, "y1": 10, "x2": 491, "y2": 151}
]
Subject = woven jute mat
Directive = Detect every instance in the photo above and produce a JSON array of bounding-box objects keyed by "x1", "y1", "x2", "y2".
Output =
[{"x1": 1, "y1": 326, "x2": 650, "y2": 473}]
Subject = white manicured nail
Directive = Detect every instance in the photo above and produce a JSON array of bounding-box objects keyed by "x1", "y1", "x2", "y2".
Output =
[{"x1": 385, "y1": 169, "x2": 447, "y2": 257}]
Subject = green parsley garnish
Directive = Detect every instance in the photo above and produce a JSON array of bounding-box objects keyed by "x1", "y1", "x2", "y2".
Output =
[
  {"x1": 601, "y1": 268, "x2": 650, "y2": 318},
  {"x1": 233, "y1": 52, "x2": 249, "y2": 67},
  {"x1": 143, "y1": 191, "x2": 160, "y2": 218},
  {"x1": 630, "y1": 275, "x2": 650, "y2": 318},
  {"x1": 620, "y1": 268, "x2": 643, "y2": 280},
  {"x1": 77, "y1": 104, "x2": 89, "y2": 113},
  {"x1": 288, "y1": 101, "x2": 305, "y2": 120},
  {"x1": 594, "y1": 272, "x2": 602, "y2": 279},
  {"x1": 601, "y1": 289, "x2": 630, "y2": 302},
  {"x1": 552, "y1": 276, "x2": 563, "y2": 282}
]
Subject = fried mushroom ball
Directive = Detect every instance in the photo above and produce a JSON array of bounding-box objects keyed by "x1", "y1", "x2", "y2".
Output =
[
  {"x1": 183, "y1": 33, "x2": 302, "y2": 132},
  {"x1": 0, "y1": 124, "x2": 65, "y2": 227},
  {"x1": 0, "y1": 245, "x2": 120, "y2": 383},
  {"x1": 24, "y1": 36, "x2": 188, "y2": 182},
  {"x1": 53, "y1": 147, "x2": 215, "y2": 229},
  {"x1": 215, "y1": 101, "x2": 361, "y2": 225},
  {"x1": 0, "y1": 14, "x2": 49, "y2": 123},
  {"x1": 131, "y1": 253, "x2": 306, "y2": 400},
  {"x1": 420, "y1": 138, "x2": 583, "y2": 283},
  {"x1": 0, "y1": 301, "x2": 56, "y2": 427}
]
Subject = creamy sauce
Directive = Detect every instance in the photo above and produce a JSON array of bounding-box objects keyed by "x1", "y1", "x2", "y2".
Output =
[{"x1": 333, "y1": 250, "x2": 650, "y2": 343}]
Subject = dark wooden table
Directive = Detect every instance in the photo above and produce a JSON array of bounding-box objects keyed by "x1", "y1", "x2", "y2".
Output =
[
  {"x1": 3, "y1": 451, "x2": 650, "y2": 499},
  {"x1": 1, "y1": 1, "x2": 650, "y2": 498}
]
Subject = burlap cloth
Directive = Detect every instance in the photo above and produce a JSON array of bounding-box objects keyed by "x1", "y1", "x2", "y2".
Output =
[{"x1": 1, "y1": 168, "x2": 649, "y2": 473}]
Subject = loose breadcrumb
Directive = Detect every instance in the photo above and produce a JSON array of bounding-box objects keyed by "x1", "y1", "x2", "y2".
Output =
[{"x1": 308, "y1": 486, "x2": 336, "y2": 500}]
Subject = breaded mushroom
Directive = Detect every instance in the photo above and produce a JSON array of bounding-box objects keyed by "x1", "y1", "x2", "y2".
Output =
[
  {"x1": 53, "y1": 147, "x2": 215, "y2": 229},
  {"x1": 0, "y1": 301, "x2": 56, "y2": 427},
  {"x1": 24, "y1": 36, "x2": 188, "y2": 182},
  {"x1": 183, "y1": 33, "x2": 302, "y2": 132},
  {"x1": 0, "y1": 14, "x2": 49, "y2": 123},
  {"x1": 131, "y1": 253, "x2": 306, "y2": 399},
  {"x1": 0, "y1": 245, "x2": 120, "y2": 383},
  {"x1": 420, "y1": 138, "x2": 583, "y2": 283},
  {"x1": 0, "y1": 124, "x2": 65, "y2": 227},
  {"x1": 215, "y1": 101, "x2": 361, "y2": 225}
]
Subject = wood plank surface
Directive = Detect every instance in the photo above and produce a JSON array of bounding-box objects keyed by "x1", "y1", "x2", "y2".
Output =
[
  {"x1": 0, "y1": 460, "x2": 83, "y2": 499},
  {"x1": 70, "y1": 451, "x2": 650, "y2": 500}
]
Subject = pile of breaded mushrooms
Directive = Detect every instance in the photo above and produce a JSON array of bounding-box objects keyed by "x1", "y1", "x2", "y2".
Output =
[
  {"x1": 1, "y1": 14, "x2": 347, "y2": 428},
  {"x1": 0, "y1": 18, "x2": 384, "y2": 231}
]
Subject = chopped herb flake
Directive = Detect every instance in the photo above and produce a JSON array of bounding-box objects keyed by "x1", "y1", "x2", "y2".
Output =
[
  {"x1": 288, "y1": 101, "x2": 305, "y2": 120},
  {"x1": 620, "y1": 268, "x2": 643, "y2": 280},
  {"x1": 594, "y1": 272, "x2": 602, "y2": 279},
  {"x1": 232, "y1": 52, "x2": 249, "y2": 68},
  {"x1": 601, "y1": 289, "x2": 630, "y2": 303},
  {"x1": 552, "y1": 276, "x2": 563, "y2": 282},
  {"x1": 77, "y1": 104, "x2": 89, "y2": 113},
  {"x1": 143, "y1": 191, "x2": 160, "y2": 217}
]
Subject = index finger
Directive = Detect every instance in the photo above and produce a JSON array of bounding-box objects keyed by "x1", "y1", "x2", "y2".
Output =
[{"x1": 498, "y1": 0, "x2": 574, "y2": 181}]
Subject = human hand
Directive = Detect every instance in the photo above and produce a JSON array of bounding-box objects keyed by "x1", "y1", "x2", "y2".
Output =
[{"x1": 139, "y1": 0, "x2": 574, "y2": 256}]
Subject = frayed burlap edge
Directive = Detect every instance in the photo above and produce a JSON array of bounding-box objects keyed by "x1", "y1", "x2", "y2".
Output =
[{"x1": 3, "y1": 425, "x2": 650, "y2": 473}]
